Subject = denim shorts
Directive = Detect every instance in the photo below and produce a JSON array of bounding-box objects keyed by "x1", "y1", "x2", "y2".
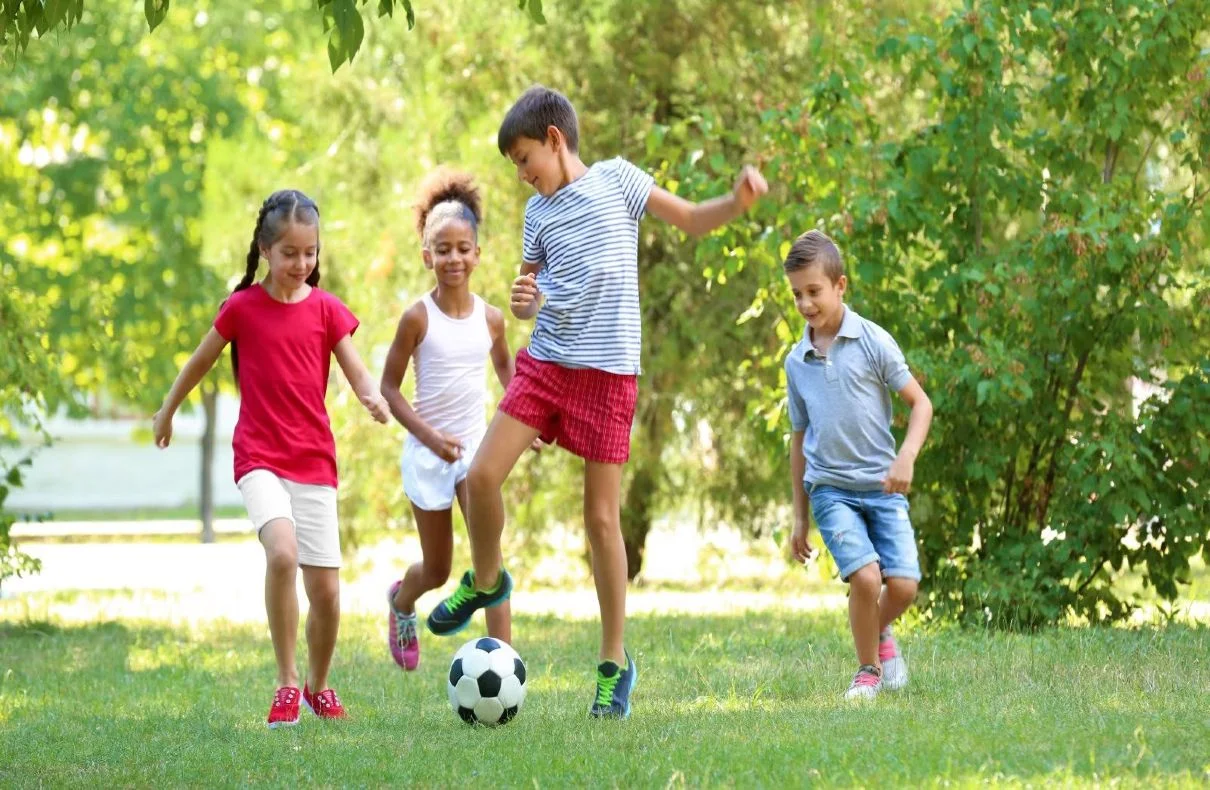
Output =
[{"x1": 808, "y1": 484, "x2": 921, "y2": 582}]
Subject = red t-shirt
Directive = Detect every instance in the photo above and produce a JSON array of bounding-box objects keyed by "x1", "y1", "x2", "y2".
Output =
[{"x1": 213, "y1": 284, "x2": 359, "y2": 488}]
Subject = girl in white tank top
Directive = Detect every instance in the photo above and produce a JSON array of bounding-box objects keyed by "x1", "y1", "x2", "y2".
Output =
[{"x1": 378, "y1": 170, "x2": 526, "y2": 670}]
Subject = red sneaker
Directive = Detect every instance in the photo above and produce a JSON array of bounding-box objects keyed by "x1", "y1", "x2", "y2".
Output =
[
  {"x1": 302, "y1": 683, "x2": 347, "y2": 720},
  {"x1": 266, "y1": 686, "x2": 301, "y2": 728}
]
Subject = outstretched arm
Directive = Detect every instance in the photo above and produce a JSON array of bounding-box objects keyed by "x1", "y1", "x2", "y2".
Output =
[
  {"x1": 154, "y1": 328, "x2": 229, "y2": 448},
  {"x1": 646, "y1": 165, "x2": 768, "y2": 236},
  {"x1": 334, "y1": 335, "x2": 390, "y2": 424}
]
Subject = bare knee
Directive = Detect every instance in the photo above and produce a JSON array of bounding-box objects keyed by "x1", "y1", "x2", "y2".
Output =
[
  {"x1": 265, "y1": 545, "x2": 298, "y2": 576},
  {"x1": 306, "y1": 574, "x2": 341, "y2": 613},
  {"x1": 467, "y1": 458, "x2": 505, "y2": 494},
  {"x1": 584, "y1": 506, "x2": 619, "y2": 545},
  {"x1": 887, "y1": 577, "x2": 918, "y2": 603},
  {"x1": 848, "y1": 563, "x2": 882, "y2": 599},
  {"x1": 421, "y1": 561, "x2": 451, "y2": 590}
]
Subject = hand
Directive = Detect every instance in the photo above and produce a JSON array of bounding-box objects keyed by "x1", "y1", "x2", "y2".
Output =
[
  {"x1": 510, "y1": 273, "x2": 541, "y2": 319},
  {"x1": 529, "y1": 437, "x2": 544, "y2": 454},
  {"x1": 152, "y1": 408, "x2": 174, "y2": 448},
  {"x1": 361, "y1": 392, "x2": 390, "y2": 424},
  {"x1": 732, "y1": 164, "x2": 768, "y2": 211},
  {"x1": 790, "y1": 520, "x2": 817, "y2": 564},
  {"x1": 883, "y1": 453, "x2": 915, "y2": 494},
  {"x1": 425, "y1": 430, "x2": 465, "y2": 463}
]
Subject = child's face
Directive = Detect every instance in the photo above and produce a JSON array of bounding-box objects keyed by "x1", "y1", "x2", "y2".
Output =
[
  {"x1": 787, "y1": 264, "x2": 846, "y2": 329},
  {"x1": 423, "y1": 219, "x2": 480, "y2": 287},
  {"x1": 506, "y1": 132, "x2": 564, "y2": 197},
  {"x1": 262, "y1": 221, "x2": 319, "y2": 288}
]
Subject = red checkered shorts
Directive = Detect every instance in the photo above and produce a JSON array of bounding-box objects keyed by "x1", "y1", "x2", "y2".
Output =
[{"x1": 498, "y1": 349, "x2": 638, "y2": 464}]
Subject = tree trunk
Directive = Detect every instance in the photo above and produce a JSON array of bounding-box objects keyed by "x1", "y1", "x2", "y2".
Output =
[
  {"x1": 620, "y1": 389, "x2": 670, "y2": 580},
  {"x1": 200, "y1": 382, "x2": 217, "y2": 544}
]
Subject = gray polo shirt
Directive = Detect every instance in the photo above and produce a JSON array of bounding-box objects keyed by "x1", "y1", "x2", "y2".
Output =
[{"x1": 785, "y1": 306, "x2": 913, "y2": 491}]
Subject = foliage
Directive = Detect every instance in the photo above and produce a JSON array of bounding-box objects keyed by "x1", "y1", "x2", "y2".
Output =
[
  {"x1": 707, "y1": 0, "x2": 1210, "y2": 627},
  {"x1": 0, "y1": 0, "x2": 545, "y2": 71}
]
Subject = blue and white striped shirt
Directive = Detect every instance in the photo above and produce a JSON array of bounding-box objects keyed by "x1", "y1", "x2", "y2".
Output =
[{"x1": 522, "y1": 157, "x2": 654, "y2": 375}]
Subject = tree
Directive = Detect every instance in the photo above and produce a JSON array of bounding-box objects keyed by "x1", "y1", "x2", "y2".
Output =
[
  {"x1": 0, "y1": 0, "x2": 545, "y2": 71},
  {"x1": 712, "y1": 0, "x2": 1210, "y2": 626},
  {"x1": 0, "y1": 0, "x2": 305, "y2": 539}
]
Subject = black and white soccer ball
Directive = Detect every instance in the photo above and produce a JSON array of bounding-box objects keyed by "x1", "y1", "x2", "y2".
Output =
[{"x1": 447, "y1": 637, "x2": 527, "y2": 725}]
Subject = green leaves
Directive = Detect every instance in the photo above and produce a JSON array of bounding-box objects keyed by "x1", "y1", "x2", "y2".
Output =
[
  {"x1": 518, "y1": 0, "x2": 545, "y2": 24},
  {"x1": 323, "y1": 0, "x2": 365, "y2": 71},
  {"x1": 143, "y1": 0, "x2": 169, "y2": 31},
  {"x1": 6, "y1": 1, "x2": 544, "y2": 69}
]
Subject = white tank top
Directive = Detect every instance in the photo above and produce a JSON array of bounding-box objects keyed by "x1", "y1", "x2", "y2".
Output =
[{"x1": 410, "y1": 292, "x2": 492, "y2": 445}]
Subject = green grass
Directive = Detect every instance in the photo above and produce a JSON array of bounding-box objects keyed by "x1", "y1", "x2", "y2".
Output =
[{"x1": 1, "y1": 607, "x2": 1207, "y2": 787}]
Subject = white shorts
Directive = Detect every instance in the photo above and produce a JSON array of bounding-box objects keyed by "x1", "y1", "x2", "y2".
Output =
[
  {"x1": 236, "y1": 469, "x2": 341, "y2": 568},
  {"x1": 401, "y1": 434, "x2": 481, "y2": 511}
]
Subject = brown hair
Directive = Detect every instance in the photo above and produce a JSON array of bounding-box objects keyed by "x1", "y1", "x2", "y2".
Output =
[
  {"x1": 783, "y1": 229, "x2": 844, "y2": 283},
  {"x1": 230, "y1": 189, "x2": 321, "y2": 377},
  {"x1": 497, "y1": 84, "x2": 580, "y2": 155}
]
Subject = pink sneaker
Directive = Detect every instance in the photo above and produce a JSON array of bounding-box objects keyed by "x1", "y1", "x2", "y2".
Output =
[
  {"x1": 387, "y1": 580, "x2": 420, "y2": 671},
  {"x1": 844, "y1": 664, "x2": 882, "y2": 701},
  {"x1": 879, "y1": 630, "x2": 908, "y2": 691},
  {"x1": 266, "y1": 686, "x2": 301, "y2": 728}
]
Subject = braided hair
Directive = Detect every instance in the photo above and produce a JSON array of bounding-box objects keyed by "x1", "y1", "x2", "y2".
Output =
[
  {"x1": 229, "y1": 189, "x2": 321, "y2": 378},
  {"x1": 414, "y1": 169, "x2": 482, "y2": 249}
]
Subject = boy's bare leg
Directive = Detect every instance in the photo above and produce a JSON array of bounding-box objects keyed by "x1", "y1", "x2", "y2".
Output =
[
  {"x1": 456, "y1": 480, "x2": 512, "y2": 644},
  {"x1": 879, "y1": 578, "x2": 918, "y2": 631},
  {"x1": 847, "y1": 562, "x2": 883, "y2": 671},
  {"x1": 584, "y1": 460, "x2": 626, "y2": 665},
  {"x1": 464, "y1": 411, "x2": 540, "y2": 591}
]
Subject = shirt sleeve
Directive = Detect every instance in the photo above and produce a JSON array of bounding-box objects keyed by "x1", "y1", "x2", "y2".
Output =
[
  {"x1": 785, "y1": 356, "x2": 809, "y2": 432},
  {"x1": 213, "y1": 294, "x2": 241, "y2": 341},
  {"x1": 613, "y1": 158, "x2": 656, "y2": 222},
  {"x1": 522, "y1": 202, "x2": 543, "y2": 265},
  {"x1": 875, "y1": 329, "x2": 913, "y2": 392},
  {"x1": 325, "y1": 293, "x2": 360, "y2": 351}
]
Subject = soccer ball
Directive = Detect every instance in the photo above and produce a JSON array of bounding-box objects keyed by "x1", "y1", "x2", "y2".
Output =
[{"x1": 447, "y1": 637, "x2": 527, "y2": 725}]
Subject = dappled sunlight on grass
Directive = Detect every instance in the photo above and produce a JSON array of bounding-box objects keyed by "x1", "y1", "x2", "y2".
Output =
[{"x1": 2, "y1": 599, "x2": 1208, "y2": 786}]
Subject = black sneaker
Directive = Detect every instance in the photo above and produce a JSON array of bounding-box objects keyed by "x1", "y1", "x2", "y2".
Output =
[
  {"x1": 425, "y1": 569, "x2": 513, "y2": 636},
  {"x1": 589, "y1": 648, "x2": 637, "y2": 719}
]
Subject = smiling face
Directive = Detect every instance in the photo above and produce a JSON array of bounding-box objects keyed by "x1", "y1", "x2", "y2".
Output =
[
  {"x1": 787, "y1": 263, "x2": 847, "y2": 332},
  {"x1": 262, "y1": 220, "x2": 319, "y2": 290},
  {"x1": 423, "y1": 218, "x2": 480, "y2": 287},
  {"x1": 506, "y1": 132, "x2": 566, "y2": 197}
]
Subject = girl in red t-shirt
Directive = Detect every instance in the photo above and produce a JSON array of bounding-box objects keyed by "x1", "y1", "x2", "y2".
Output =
[{"x1": 153, "y1": 190, "x2": 389, "y2": 728}]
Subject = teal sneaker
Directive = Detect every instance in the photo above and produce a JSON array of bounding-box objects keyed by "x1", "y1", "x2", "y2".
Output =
[
  {"x1": 426, "y1": 569, "x2": 513, "y2": 636},
  {"x1": 589, "y1": 649, "x2": 637, "y2": 719}
]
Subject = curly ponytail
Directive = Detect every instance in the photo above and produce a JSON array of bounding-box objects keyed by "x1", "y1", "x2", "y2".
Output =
[{"x1": 414, "y1": 168, "x2": 482, "y2": 248}]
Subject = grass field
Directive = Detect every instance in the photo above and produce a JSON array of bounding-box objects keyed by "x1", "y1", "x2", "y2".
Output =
[{"x1": 2, "y1": 597, "x2": 1208, "y2": 788}]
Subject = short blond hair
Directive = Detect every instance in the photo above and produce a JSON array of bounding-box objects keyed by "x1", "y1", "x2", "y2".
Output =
[{"x1": 783, "y1": 230, "x2": 844, "y2": 283}]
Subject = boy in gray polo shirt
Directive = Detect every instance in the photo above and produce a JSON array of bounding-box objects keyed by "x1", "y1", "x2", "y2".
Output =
[{"x1": 783, "y1": 230, "x2": 934, "y2": 701}]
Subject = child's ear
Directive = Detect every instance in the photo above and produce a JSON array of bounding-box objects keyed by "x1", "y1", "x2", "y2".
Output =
[
  {"x1": 422, "y1": 248, "x2": 434, "y2": 269},
  {"x1": 547, "y1": 125, "x2": 562, "y2": 151}
]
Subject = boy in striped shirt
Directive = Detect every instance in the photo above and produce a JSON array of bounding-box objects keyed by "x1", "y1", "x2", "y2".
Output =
[{"x1": 427, "y1": 84, "x2": 767, "y2": 718}]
